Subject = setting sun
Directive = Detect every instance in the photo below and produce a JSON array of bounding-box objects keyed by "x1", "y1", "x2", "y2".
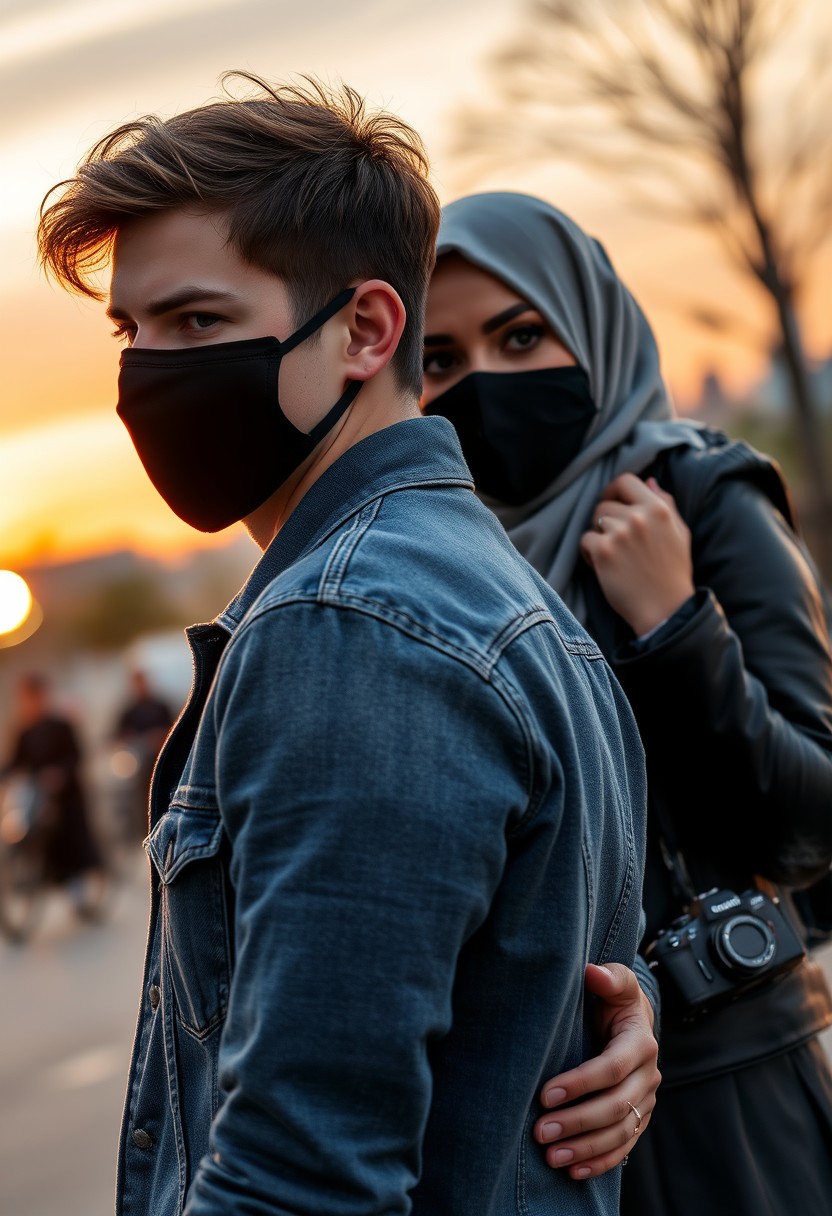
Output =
[{"x1": 0, "y1": 570, "x2": 33, "y2": 634}]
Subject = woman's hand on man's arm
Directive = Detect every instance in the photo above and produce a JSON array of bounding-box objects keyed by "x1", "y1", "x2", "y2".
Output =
[{"x1": 534, "y1": 962, "x2": 661, "y2": 1180}]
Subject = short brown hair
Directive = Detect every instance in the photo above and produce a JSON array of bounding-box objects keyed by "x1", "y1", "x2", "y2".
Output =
[{"x1": 37, "y1": 72, "x2": 440, "y2": 394}]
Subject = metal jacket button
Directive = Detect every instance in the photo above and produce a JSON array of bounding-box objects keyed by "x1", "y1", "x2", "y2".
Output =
[
  {"x1": 149, "y1": 984, "x2": 161, "y2": 1010},
  {"x1": 132, "y1": 1128, "x2": 153, "y2": 1150}
]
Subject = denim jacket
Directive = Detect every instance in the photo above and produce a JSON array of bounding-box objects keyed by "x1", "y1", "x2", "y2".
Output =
[{"x1": 116, "y1": 416, "x2": 647, "y2": 1216}]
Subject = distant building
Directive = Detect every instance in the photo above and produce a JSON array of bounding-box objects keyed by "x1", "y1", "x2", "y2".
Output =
[
  {"x1": 692, "y1": 369, "x2": 731, "y2": 425},
  {"x1": 689, "y1": 349, "x2": 832, "y2": 421}
]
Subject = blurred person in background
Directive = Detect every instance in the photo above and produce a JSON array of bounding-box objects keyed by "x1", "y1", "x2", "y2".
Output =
[
  {"x1": 422, "y1": 189, "x2": 832, "y2": 1216},
  {"x1": 112, "y1": 667, "x2": 174, "y2": 841},
  {"x1": 1, "y1": 670, "x2": 106, "y2": 916}
]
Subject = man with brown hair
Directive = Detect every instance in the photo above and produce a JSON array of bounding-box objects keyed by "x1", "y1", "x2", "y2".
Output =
[{"x1": 38, "y1": 74, "x2": 652, "y2": 1215}]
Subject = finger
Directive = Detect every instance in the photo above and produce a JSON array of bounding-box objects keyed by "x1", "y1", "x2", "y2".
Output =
[
  {"x1": 583, "y1": 962, "x2": 656, "y2": 1034},
  {"x1": 581, "y1": 512, "x2": 622, "y2": 561},
  {"x1": 539, "y1": 1030, "x2": 659, "y2": 1110},
  {"x1": 599, "y1": 472, "x2": 656, "y2": 507},
  {"x1": 536, "y1": 1080, "x2": 654, "y2": 1141},
  {"x1": 579, "y1": 524, "x2": 615, "y2": 568},
  {"x1": 538, "y1": 1103, "x2": 654, "y2": 1177},
  {"x1": 645, "y1": 476, "x2": 677, "y2": 508},
  {"x1": 586, "y1": 509, "x2": 614, "y2": 536},
  {"x1": 545, "y1": 1127, "x2": 646, "y2": 1180},
  {"x1": 561, "y1": 1131, "x2": 645, "y2": 1181},
  {"x1": 579, "y1": 526, "x2": 613, "y2": 568},
  {"x1": 583, "y1": 961, "x2": 638, "y2": 1003},
  {"x1": 540, "y1": 991, "x2": 658, "y2": 1108}
]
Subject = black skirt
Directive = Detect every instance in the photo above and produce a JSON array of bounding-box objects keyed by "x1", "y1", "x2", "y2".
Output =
[{"x1": 620, "y1": 1037, "x2": 832, "y2": 1216}]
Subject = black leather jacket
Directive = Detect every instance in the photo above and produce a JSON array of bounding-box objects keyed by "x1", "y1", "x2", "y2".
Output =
[{"x1": 582, "y1": 427, "x2": 832, "y2": 1085}]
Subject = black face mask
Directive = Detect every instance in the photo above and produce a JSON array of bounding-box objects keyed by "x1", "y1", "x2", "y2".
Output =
[
  {"x1": 116, "y1": 288, "x2": 361, "y2": 532},
  {"x1": 424, "y1": 365, "x2": 596, "y2": 505}
]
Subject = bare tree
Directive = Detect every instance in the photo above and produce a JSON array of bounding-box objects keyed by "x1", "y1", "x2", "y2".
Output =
[{"x1": 455, "y1": 0, "x2": 832, "y2": 581}]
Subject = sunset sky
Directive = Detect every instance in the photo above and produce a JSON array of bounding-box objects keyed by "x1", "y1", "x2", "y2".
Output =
[{"x1": 2, "y1": 0, "x2": 830, "y2": 570}]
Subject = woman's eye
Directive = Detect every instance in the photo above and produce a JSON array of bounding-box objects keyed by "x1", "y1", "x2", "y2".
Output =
[
  {"x1": 504, "y1": 323, "x2": 545, "y2": 352},
  {"x1": 423, "y1": 349, "x2": 458, "y2": 376}
]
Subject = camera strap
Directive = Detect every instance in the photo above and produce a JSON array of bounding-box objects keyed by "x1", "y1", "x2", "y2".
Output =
[
  {"x1": 650, "y1": 793, "x2": 702, "y2": 908},
  {"x1": 657, "y1": 808, "x2": 792, "y2": 925},
  {"x1": 753, "y1": 875, "x2": 780, "y2": 901}
]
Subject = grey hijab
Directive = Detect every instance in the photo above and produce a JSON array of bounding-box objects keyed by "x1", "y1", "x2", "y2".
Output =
[{"x1": 436, "y1": 191, "x2": 707, "y2": 622}]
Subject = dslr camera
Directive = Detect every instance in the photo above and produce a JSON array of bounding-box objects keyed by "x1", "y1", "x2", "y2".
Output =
[{"x1": 645, "y1": 886, "x2": 805, "y2": 1019}]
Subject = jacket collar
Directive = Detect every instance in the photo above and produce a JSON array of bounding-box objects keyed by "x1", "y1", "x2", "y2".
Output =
[{"x1": 217, "y1": 415, "x2": 472, "y2": 634}]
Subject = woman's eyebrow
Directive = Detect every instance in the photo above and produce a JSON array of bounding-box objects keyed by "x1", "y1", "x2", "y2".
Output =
[
  {"x1": 424, "y1": 301, "x2": 536, "y2": 347},
  {"x1": 481, "y1": 302, "x2": 534, "y2": 334}
]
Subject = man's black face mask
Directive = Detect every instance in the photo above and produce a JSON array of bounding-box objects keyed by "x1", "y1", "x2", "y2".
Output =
[
  {"x1": 424, "y1": 365, "x2": 596, "y2": 505},
  {"x1": 116, "y1": 288, "x2": 360, "y2": 532}
]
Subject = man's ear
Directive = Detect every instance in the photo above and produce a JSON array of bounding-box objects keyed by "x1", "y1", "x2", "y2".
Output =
[{"x1": 342, "y1": 279, "x2": 406, "y2": 381}]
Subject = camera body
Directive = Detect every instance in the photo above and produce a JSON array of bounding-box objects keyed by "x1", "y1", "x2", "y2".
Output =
[{"x1": 645, "y1": 886, "x2": 805, "y2": 1019}]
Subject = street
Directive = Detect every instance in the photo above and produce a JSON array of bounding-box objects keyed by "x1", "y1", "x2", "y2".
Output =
[
  {"x1": 2, "y1": 859, "x2": 832, "y2": 1216},
  {"x1": 0, "y1": 853, "x2": 149, "y2": 1216}
]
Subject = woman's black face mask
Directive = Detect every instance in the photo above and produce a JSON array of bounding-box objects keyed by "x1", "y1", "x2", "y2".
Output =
[
  {"x1": 424, "y1": 365, "x2": 596, "y2": 505},
  {"x1": 116, "y1": 288, "x2": 360, "y2": 533}
]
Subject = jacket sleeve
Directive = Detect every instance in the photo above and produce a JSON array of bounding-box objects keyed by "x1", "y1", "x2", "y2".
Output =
[
  {"x1": 633, "y1": 916, "x2": 661, "y2": 1040},
  {"x1": 612, "y1": 473, "x2": 832, "y2": 887},
  {"x1": 183, "y1": 601, "x2": 525, "y2": 1216}
]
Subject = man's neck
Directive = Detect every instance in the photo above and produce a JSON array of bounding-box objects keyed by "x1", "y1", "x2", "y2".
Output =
[{"x1": 244, "y1": 377, "x2": 421, "y2": 550}]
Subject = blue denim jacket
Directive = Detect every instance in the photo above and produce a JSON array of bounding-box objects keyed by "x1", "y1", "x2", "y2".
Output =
[{"x1": 116, "y1": 416, "x2": 647, "y2": 1216}]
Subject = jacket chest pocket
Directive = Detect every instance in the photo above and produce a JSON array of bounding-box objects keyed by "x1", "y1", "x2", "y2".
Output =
[{"x1": 147, "y1": 805, "x2": 232, "y2": 1040}]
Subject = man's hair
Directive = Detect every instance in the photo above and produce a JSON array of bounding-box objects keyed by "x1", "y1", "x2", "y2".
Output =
[{"x1": 37, "y1": 72, "x2": 440, "y2": 395}]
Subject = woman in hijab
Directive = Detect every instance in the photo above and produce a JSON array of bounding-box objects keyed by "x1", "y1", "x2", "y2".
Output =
[{"x1": 423, "y1": 190, "x2": 832, "y2": 1215}]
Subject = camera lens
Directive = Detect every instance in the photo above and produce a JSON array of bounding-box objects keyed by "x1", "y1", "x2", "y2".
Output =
[{"x1": 713, "y1": 914, "x2": 776, "y2": 974}]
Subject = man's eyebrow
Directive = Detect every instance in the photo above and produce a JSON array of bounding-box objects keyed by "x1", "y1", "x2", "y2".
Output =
[
  {"x1": 106, "y1": 287, "x2": 239, "y2": 321},
  {"x1": 423, "y1": 302, "x2": 536, "y2": 347}
]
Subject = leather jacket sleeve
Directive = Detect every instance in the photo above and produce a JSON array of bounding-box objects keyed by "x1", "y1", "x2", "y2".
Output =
[
  {"x1": 633, "y1": 920, "x2": 661, "y2": 1039},
  {"x1": 611, "y1": 468, "x2": 832, "y2": 888}
]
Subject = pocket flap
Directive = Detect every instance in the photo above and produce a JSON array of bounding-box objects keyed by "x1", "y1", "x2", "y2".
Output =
[{"x1": 146, "y1": 806, "x2": 224, "y2": 884}]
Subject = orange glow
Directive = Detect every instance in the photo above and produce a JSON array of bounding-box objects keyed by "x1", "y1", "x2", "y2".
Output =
[
  {"x1": 0, "y1": 570, "x2": 43, "y2": 648},
  {"x1": 0, "y1": 410, "x2": 244, "y2": 568},
  {"x1": 0, "y1": 571, "x2": 32, "y2": 633},
  {"x1": 2, "y1": 1, "x2": 830, "y2": 571}
]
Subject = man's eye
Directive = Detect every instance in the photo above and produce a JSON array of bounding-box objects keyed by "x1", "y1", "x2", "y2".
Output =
[
  {"x1": 110, "y1": 323, "x2": 135, "y2": 345},
  {"x1": 184, "y1": 313, "x2": 221, "y2": 331}
]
